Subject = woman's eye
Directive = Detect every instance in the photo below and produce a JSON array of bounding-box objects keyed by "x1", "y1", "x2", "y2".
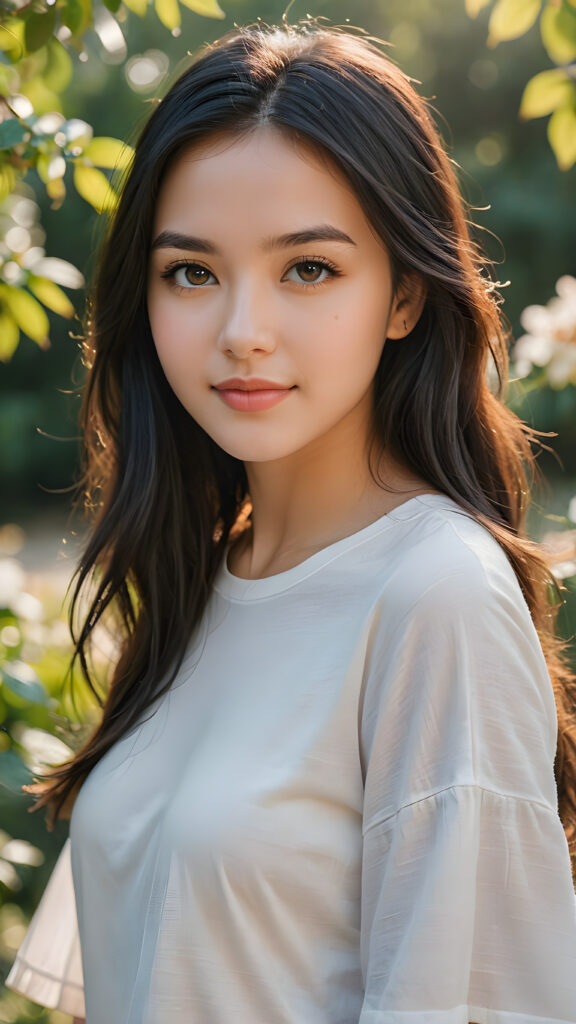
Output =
[
  {"x1": 285, "y1": 260, "x2": 339, "y2": 286},
  {"x1": 171, "y1": 264, "x2": 214, "y2": 288}
]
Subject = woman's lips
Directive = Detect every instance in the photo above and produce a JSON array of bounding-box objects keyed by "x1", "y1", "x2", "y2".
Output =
[{"x1": 213, "y1": 387, "x2": 295, "y2": 411}]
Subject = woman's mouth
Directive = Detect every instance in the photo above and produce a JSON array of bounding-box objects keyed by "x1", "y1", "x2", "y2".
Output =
[{"x1": 213, "y1": 387, "x2": 296, "y2": 412}]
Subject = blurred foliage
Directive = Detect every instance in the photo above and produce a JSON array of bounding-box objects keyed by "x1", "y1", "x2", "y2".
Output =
[
  {"x1": 0, "y1": 523, "x2": 100, "y2": 1022},
  {"x1": 0, "y1": 182, "x2": 85, "y2": 361},
  {"x1": 0, "y1": 0, "x2": 225, "y2": 359},
  {"x1": 465, "y1": 0, "x2": 576, "y2": 170}
]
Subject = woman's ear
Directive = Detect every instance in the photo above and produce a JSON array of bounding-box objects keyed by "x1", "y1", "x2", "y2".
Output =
[{"x1": 386, "y1": 272, "x2": 428, "y2": 339}]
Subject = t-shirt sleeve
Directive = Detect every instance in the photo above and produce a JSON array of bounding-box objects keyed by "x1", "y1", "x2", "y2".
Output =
[
  {"x1": 358, "y1": 556, "x2": 576, "y2": 1024},
  {"x1": 4, "y1": 836, "x2": 85, "y2": 1017}
]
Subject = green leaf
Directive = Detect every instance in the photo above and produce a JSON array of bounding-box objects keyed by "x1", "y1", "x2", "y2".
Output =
[
  {"x1": 154, "y1": 0, "x2": 180, "y2": 30},
  {"x1": 0, "y1": 285, "x2": 50, "y2": 345},
  {"x1": 0, "y1": 165, "x2": 16, "y2": 201},
  {"x1": 43, "y1": 38, "x2": 74, "y2": 92},
  {"x1": 62, "y1": 0, "x2": 83, "y2": 33},
  {"x1": 28, "y1": 275, "x2": 75, "y2": 318},
  {"x1": 0, "y1": 60, "x2": 18, "y2": 95},
  {"x1": 0, "y1": 118, "x2": 29, "y2": 149},
  {"x1": 83, "y1": 136, "x2": 134, "y2": 170},
  {"x1": 20, "y1": 78, "x2": 62, "y2": 116},
  {"x1": 540, "y1": 0, "x2": 576, "y2": 64},
  {"x1": 0, "y1": 19, "x2": 25, "y2": 60},
  {"x1": 46, "y1": 175, "x2": 67, "y2": 206},
  {"x1": 24, "y1": 6, "x2": 56, "y2": 54},
  {"x1": 487, "y1": 0, "x2": 542, "y2": 45},
  {"x1": 102, "y1": 0, "x2": 122, "y2": 10},
  {"x1": 0, "y1": 664, "x2": 50, "y2": 706},
  {"x1": 123, "y1": 0, "x2": 147, "y2": 15},
  {"x1": 73, "y1": 162, "x2": 117, "y2": 212},
  {"x1": 178, "y1": 0, "x2": 226, "y2": 16},
  {"x1": 0, "y1": 750, "x2": 33, "y2": 794},
  {"x1": 36, "y1": 152, "x2": 50, "y2": 183},
  {"x1": 0, "y1": 313, "x2": 20, "y2": 362},
  {"x1": 519, "y1": 68, "x2": 573, "y2": 118},
  {"x1": 36, "y1": 151, "x2": 67, "y2": 183},
  {"x1": 548, "y1": 100, "x2": 576, "y2": 169},
  {"x1": 62, "y1": 0, "x2": 92, "y2": 36}
]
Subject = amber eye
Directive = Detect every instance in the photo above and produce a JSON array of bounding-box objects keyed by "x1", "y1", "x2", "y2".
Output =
[
  {"x1": 296, "y1": 261, "x2": 325, "y2": 283},
  {"x1": 183, "y1": 266, "x2": 208, "y2": 286},
  {"x1": 173, "y1": 264, "x2": 213, "y2": 288}
]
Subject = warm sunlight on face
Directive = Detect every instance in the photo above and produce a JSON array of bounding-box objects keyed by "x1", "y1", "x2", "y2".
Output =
[{"x1": 147, "y1": 126, "x2": 417, "y2": 464}]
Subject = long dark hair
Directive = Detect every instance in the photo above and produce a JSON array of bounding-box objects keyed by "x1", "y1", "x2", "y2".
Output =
[{"x1": 24, "y1": 19, "x2": 576, "y2": 872}]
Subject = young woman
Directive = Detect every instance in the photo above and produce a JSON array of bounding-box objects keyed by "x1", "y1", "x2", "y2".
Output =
[{"x1": 6, "y1": 18, "x2": 576, "y2": 1024}]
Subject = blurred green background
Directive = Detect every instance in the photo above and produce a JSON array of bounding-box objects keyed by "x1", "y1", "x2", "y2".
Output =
[{"x1": 1, "y1": 0, "x2": 575, "y2": 1020}]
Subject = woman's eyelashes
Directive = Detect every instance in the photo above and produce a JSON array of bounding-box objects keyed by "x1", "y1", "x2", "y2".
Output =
[{"x1": 159, "y1": 257, "x2": 343, "y2": 293}]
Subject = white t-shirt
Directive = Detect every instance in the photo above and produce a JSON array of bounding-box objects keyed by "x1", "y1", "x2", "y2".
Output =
[{"x1": 6, "y1": 493, "x2": 576, "y2": 1024}]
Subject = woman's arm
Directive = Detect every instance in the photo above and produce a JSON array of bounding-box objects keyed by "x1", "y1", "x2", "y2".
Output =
[{"x1": 358, "y1": 564, "x2": 576, "y2": 1021}]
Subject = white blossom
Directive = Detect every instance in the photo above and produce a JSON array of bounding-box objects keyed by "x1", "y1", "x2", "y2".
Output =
[{"x1": 511, "y1": 275, "x2": 576, "y2": 387}]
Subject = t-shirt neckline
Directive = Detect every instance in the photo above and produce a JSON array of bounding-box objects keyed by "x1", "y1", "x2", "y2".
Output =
[{"x1": 213, "y1": 492, "x2": 461, "y2": 602}]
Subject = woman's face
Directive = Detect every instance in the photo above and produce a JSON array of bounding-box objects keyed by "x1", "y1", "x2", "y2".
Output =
[{"x1": 147, "y1": 126, "x2": 424, "y2": 463}]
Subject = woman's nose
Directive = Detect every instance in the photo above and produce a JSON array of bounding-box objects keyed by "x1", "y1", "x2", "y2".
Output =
[{"x1": 216, "y1": 280, "x2": 277, "y2": 358}]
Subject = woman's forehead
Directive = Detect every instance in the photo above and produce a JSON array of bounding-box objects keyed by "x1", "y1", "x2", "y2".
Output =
[
  {"x1": 152, "y1": 127, "x2": 372, "y2": 241},
  {"x1": 161, "y1": 125, "x2": 345, "y2": 188}
]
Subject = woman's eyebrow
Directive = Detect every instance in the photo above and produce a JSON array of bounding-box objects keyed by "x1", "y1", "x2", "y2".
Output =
[{"x1": 150, "y1": 225, "x2": 357, "y2": 254}]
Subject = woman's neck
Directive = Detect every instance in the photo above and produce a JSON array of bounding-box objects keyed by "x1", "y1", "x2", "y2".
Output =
[{"x1": 227, "y1": 467, "x2": 442, "y2": 580}]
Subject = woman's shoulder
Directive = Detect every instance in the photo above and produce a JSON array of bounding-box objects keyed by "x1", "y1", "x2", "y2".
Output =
[{"x1": 377, "y1": 493, "x2": 530, "y2": 622}]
